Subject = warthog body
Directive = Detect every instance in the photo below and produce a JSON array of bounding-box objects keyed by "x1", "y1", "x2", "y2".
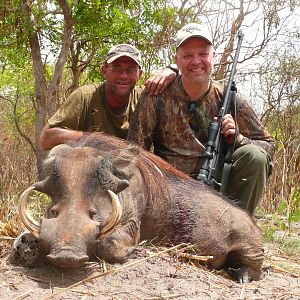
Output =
[{"x1": 16, "y1": 133, "x2": 263, "y2": 282}]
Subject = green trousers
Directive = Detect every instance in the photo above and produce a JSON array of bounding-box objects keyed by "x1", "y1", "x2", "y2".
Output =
[{"x1": 221, "y1": 144, "x2": 272, "y2": 215}]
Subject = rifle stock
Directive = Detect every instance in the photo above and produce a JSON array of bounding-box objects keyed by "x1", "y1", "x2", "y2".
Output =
[{"x1": 197, "y1": 30, "x2": 244, "y2": 192}]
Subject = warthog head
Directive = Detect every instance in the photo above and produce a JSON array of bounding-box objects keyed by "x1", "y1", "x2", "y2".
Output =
[{"x1": 19, "y1": 143, "x2": 140, "y2": 268}]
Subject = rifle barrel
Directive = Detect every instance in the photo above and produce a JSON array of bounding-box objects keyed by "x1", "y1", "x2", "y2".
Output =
[
  {"x1": 197, "y1": 30, "x2": 244, "y2": 188},
  {"x1": 222, "y1": 30, "x2": 244, "y2": 115}
]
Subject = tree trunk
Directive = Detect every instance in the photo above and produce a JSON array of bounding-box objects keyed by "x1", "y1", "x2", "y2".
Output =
[{"x1": 22, "y1": 0, "x2": 73, "y2": 178}]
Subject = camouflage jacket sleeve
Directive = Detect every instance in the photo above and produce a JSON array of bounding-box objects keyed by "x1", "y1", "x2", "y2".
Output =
[
  {"x1": 127, "y1": 90, "x2": 157, "y2": 150},
  {"x1": 235, "y1": 94, "x2": 275, "y2": 159}
]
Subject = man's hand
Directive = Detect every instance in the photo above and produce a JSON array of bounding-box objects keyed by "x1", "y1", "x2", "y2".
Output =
[
  {"x1": 220, "y1": 114, "x2": 236, "y2": 144},
  {"x1": 145, "y1": 68, "x2": 177, "y2": 96}
]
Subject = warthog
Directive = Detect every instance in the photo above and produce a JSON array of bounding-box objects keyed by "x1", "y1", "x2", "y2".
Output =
[{"x1": 15, "y1": 133, "x2": 263, "y2": 282}]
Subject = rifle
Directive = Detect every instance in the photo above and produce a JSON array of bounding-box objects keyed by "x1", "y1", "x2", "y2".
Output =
[{"x1": 197, "y1": 30, "x2": 244, "y2": 193}]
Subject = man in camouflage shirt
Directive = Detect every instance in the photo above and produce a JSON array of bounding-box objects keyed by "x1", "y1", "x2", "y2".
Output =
[
  {"x1": 39, "y1": 44, "x2": 144, "y2": 150},
  {"x1": 128, "y1": 23, "x2": 275, "y2": 215},
  {"x1": 39, "y1": 44, "x2": 176, "y2": 150}
]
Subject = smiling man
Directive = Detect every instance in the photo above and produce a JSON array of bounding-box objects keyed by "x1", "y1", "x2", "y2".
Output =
[
  {"x1": 40, "y1": 44, "x2": 143, "y2": 150},
  {"x1": 127, "y1": 23, "x2": 275, "y2": 215}
]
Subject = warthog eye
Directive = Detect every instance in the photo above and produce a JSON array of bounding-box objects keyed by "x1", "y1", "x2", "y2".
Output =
[
  {"x1": 89, "y1": 208, "x2": 97, "y2": 219},
  {"x1": 49, "y1": 207, "x2": 59, "y2": 218}
]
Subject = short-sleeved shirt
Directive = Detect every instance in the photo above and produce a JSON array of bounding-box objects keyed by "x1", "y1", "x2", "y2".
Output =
[
  {"x1": 48, "y1": 82, "x2": 143, "y2": 139},
  {"x1": 127, "y1": 77, "x2": 275, "y2": 178}
]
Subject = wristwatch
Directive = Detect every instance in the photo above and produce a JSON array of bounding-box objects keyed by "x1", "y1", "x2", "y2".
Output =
[{"x1": 167, "y1": 64, "x2": 179, "y2": 76}]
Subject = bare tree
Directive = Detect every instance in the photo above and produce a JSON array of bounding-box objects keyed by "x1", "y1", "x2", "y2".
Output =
[
  {"x1": 174, "y1": 0, "x2": 299, "y2": 81},
  {"x1": 257, "y1": 45, "x2": 300, "y2": 213}
]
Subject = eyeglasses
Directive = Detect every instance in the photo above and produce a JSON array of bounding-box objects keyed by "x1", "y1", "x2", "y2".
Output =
[{"x1": 107, "y1": 67, "x2": 139, "y2": 75}]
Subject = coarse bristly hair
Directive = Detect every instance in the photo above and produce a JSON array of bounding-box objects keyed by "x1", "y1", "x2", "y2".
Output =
[
  {"x1": 67, "y1": 132, "x2": 191, "y2": 179},
  {"x1": 64, "y1": 132, "x2": 250, "y2": 220},
  {"x1": 64, "y1": 132, "x2": 193, "y2": 209}
]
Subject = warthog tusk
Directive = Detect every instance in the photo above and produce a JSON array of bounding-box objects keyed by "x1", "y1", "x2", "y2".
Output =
[
  {"x1": 99, "y1": 190, "x2": 122, "y2": 238},
  {"x1": 19, "y1": 186, "x2": 41, "y2": 238}
]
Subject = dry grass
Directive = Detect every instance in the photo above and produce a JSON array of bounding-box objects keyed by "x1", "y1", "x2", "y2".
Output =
[
  {"x1": 0, "y1": 138, "x2": 37, "y2": 195},
  {"x1": 260, "y1": 139, "x2": 299, "y2": 214}
]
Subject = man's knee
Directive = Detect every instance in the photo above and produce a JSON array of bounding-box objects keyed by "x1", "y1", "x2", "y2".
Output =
[{"x1": 233, "y1": 144, "x2": 270, "y2": 174}]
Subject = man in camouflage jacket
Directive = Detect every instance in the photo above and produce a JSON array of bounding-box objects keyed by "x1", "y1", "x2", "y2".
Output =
[{"x1": 128, "y1": 23, "x2": 274, "y2": 215}]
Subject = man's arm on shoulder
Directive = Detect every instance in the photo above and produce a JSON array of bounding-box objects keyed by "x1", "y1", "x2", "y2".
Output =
[
  {"x1": 145, "y1": 65, "x2": 178, "y2": 96},
  {"x1": 39, "y1": 124, "x2": 87, "y2": 150}
]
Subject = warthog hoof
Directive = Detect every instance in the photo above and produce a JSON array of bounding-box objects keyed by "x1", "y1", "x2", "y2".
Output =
[
  {"x1": 230, "y1": 266, "x2": 260, "y2": 283},
  {"x1": 237, "y1": 266, "x2": 250, "y2": 283}
]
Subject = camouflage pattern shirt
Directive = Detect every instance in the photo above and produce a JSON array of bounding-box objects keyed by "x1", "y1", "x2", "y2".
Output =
[
  {"x1": 127, "y1": 77, "x2": 275, "y2": 178},
  {"x1": 48, "y1": 82, "x2": 143, "y2": 139}
]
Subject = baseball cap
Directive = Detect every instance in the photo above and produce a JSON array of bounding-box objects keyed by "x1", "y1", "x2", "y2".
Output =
[
  {"x1": 176, "y1": 23, "x2": 213, "y2": 49},
  {"x1": 105, "y1": 44, "x2": 142, "y2": 67}
]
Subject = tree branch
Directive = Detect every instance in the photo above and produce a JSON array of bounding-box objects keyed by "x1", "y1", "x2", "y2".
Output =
[{"x1": 47, "y1": 0, "x2": 73, "y2": 117}]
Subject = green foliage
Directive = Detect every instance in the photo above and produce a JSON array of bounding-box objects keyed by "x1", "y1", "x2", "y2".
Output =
[
  {"x1": 261, "y1": 217, "x2": 300, "y2": 256},
  {"x1": 278, "y1": 190, "x2": 300, "y2": 230},
  {"x1": 28, "y1": 191, "x2": 52, "y2": 221},
  {"x1": 70, "y1": 0, "x2": 180, "y2": 82},
  {"x1": 0, "y1": 0, "x2": 38, "y2": 137},
  {"x1": 261, "y1": 223, "x2": 276, "y2": 243},
  {"x1": 260, "y1": 186, "x2": 300, "y2": 256},
  {"x1": 1, "y1": 0, "x2": 182, "y2": 110},
  {"x1": 279, "y1": 238, "x2": 300, "y2": 256},
  {"x1": 0, "y1": 61, "x2": 36, "y2": 136}
]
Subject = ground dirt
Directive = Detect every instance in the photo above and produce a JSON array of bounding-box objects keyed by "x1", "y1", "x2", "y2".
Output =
[{"x1": 0, "y1": 239, "x2": 299, "y2": 300}]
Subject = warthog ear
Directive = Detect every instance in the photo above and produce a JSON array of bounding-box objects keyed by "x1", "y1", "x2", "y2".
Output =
[{"x1": 109, "y1": 146, "x2": 140, "y2": 181}]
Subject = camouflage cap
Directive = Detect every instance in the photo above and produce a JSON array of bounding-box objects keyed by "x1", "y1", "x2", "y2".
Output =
[
  {"x1": 105, "y1": 44, "x2": 142, "y2": 67},
  {"x1": 176, "y1": 23, "x2": 213, "y2": 49}
]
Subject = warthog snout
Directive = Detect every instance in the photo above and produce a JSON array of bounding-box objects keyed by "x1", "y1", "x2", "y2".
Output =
[{"x1": 47, "y1": 249, "x2": 89, "y2": 268}]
